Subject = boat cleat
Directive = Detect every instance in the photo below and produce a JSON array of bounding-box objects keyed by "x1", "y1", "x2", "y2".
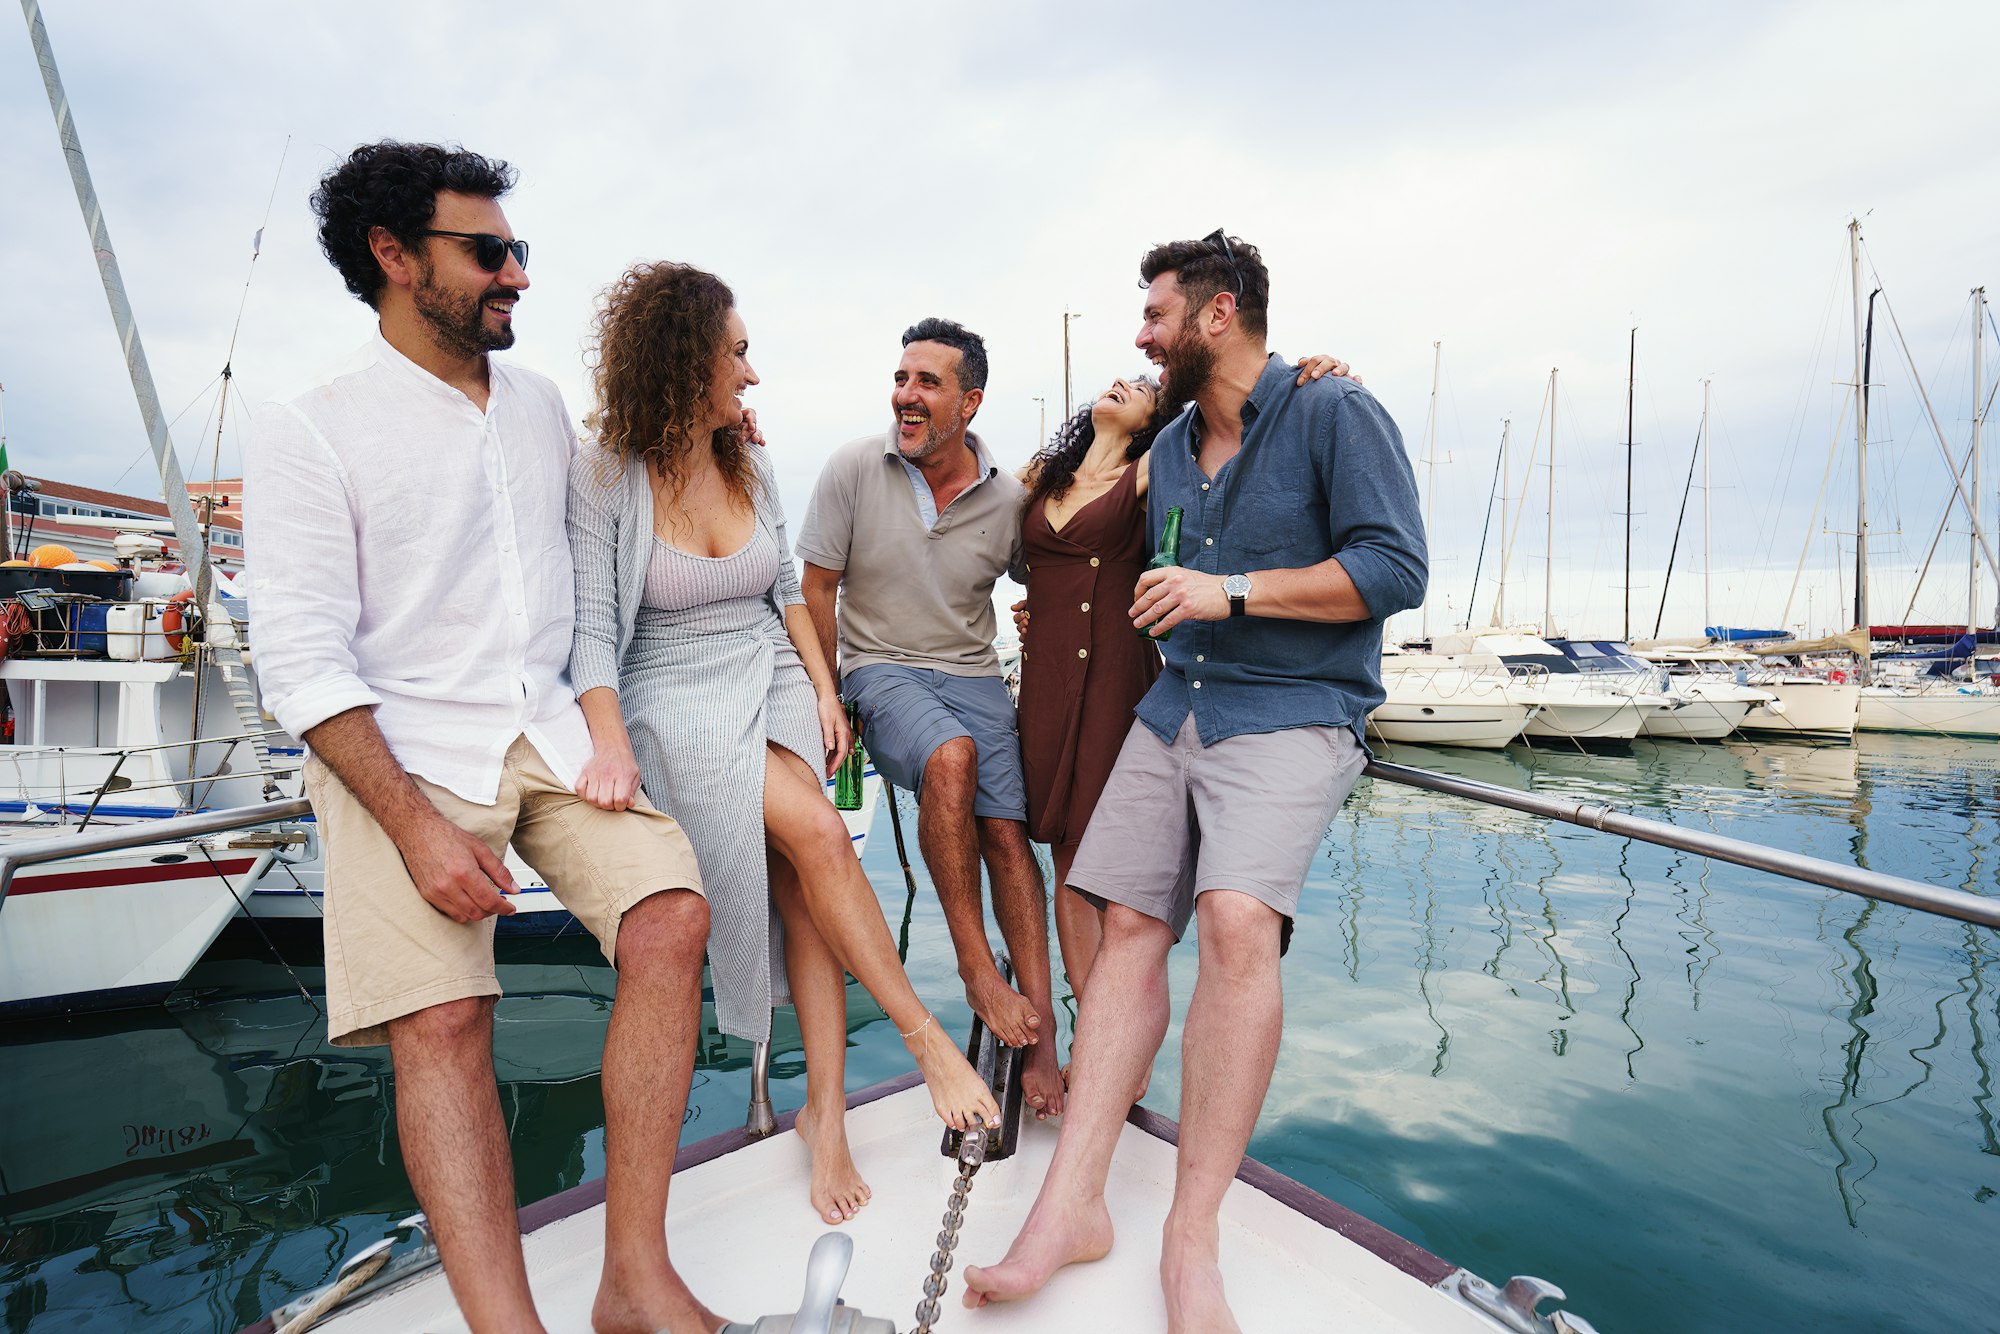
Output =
[
  {"x1": 1437, "y1": 1268, "x2": 1601, "y2": 1333},
  {"x1": 721, "y1": 1231, "x2": 895, "y2": 1334}
]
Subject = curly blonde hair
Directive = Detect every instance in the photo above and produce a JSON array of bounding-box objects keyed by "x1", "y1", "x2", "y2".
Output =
[{"x1": 587, "y1": 261, "x2": 756, "y2": 505}]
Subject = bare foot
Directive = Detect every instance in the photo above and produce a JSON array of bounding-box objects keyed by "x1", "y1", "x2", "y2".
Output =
[
  {"x1": 794, "y1": 1102, "x2": 872, "y2": 1223},
  {"x1": 961, "y1": 1194, "x2": 1113, "y2": 1308},
  {"x1": 964, "y1": 969, "x2": 1040, "y2": 1047},
  {"x1": 1022, "y1": 1036, "x2": 1064, "y2": 1120},
  {"x1": 907, "y1": 1016, "x2": 1001, "y2": 1130},
  {"x1": 1161, "y1": 1223, "x2": 1238, "y2": 1334},
  {"x1": 592, "y1": 1271, "x2": 727, "y2": 1334}
]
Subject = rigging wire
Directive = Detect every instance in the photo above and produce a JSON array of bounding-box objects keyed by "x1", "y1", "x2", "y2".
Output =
[{"x1": 1464, "y1": 419, "x2": 1508, "y2": 626}]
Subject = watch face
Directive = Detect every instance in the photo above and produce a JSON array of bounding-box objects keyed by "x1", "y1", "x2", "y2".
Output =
[{"x1": 1224, "y1": 574, "x2": 1251, "y2": 598}]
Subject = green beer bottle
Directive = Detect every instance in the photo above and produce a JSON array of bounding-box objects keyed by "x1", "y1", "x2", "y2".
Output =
[
  {"x1": 1139, "y1": 506, "x2": 1186, "y2": 642},
  {"x1": 833, "y1": 700, "x2": 866, "y2": 811}
]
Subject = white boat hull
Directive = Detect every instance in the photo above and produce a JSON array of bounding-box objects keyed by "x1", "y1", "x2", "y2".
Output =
[
  {"x1": 1641, "y1": 696, "x2": 1753, "y2": 740},
  {"x1": 0, "y1": 840, "x2": 270, "y2": 1017},
  {"x1": 292, "y1": 1077, "x2": 1543, "y2": 1334},
  {"x1": 1521, "y1": 697, "x2": 1647, "y2": 741},
  {"x1": 1736, "y1": 680, "x2": 1860, "y2": 738},
  {"x1": 1367, "y1": 700, "x2": 1531, "y2": 750},
  {"x1": 1857, "y1": 688, "x2": 2000, "y2": 738}
]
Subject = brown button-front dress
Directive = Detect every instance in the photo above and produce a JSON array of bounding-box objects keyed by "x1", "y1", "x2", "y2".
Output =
[{"x1": 1017, "y1": 462, "x2": 1162, "y2": 848}]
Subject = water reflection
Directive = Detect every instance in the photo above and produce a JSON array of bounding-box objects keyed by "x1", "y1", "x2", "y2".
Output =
[{"x1": 8, "y1": 735, "x2": 2000, "y2": 1334}]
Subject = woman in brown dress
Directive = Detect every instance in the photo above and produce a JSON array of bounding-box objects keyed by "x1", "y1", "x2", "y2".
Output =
[{"x1": 1018, "y1": 358, "x2": 1350, "y2": 1004}]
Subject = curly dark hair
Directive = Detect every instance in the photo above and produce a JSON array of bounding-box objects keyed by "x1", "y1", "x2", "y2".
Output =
[
  {"x1": 1139, "y1": 232, "x2": 1269, "y2": 337},
  {"x1": 1027, "y1": 378, "x2": 1167, "y2": 506},
  {"x1": 587, "y1": 261, "x2": 757, "y2": 507},
  {"x1": 310, "y1": 141, "x2": 517, "y2": 308},
  {"x1": 901, "y1": 317, "x2": 989, "y2": 393}
]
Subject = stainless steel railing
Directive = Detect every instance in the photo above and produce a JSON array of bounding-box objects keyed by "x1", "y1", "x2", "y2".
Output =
[{"x1": 0, "y1": 796, "x2": 311, "y2": 914}]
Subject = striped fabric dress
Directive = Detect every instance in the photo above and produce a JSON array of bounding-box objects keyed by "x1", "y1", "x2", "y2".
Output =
[{"x1": 621, "y1": 522, "x2": 823, "y2": 1042}]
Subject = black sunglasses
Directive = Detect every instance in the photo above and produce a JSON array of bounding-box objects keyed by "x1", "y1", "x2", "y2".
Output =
[
  {"x1": 1201, "y1": 228, "x2": 1244, "y2": 299},
  {"x1": 415, "y1": 229, "x2": 529, "y2": 273}
]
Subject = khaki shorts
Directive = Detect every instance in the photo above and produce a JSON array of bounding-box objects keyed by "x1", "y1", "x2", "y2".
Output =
[
  {"x1": 306, "y1": 735, "x2": 704, "y2": 1047},
  {"x1": 1067, "y1": 715, "x2": 1366, "y2": 954}
]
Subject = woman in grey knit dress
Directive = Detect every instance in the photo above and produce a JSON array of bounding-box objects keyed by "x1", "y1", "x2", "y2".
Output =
[{"x1": 568, "y1": 262, "x2": 997, "y2": 1225}]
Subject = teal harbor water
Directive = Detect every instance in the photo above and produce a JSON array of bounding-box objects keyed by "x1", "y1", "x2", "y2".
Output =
[{"x1": 3, "y1": 733, "x2": 1998, "y2": 1332}]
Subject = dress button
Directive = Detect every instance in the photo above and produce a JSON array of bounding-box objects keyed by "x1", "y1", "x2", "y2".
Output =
[
  {"x1": 1078, "y1": 648, "x2": 1089, "y2": 659},
  {"x1": 1080, "y1": 602, "x2": 1090, "y2": 612},
  {"x1": 1089, "y1": 557, "x2": 1100, "y2": 567}
]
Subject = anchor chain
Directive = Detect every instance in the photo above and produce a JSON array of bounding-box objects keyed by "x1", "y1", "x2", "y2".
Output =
[{"x1": 910, "y1": 1128, "x2": 989, "y2": 1333}]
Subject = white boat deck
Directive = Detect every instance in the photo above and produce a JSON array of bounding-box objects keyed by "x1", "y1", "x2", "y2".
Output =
[{"x1": 302, "y1": 1075, "x2": 1516, "y2": 1333}]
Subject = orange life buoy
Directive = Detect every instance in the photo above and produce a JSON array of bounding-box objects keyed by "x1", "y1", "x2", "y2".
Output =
[{"x1": 161, "y1": 590, "x2": 198, "y2": 653}]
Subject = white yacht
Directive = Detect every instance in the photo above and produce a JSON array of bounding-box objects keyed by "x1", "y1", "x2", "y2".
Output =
[
  {"x1": 1430, "y1": 630, "x2": 1667, "y2": 743},
  {"x1": 1368, "y1": 646, "x2": 1537, "y2": 750},
  {"x1": 1631, "y1": 641, "x2": 1858, "y2": 739}
]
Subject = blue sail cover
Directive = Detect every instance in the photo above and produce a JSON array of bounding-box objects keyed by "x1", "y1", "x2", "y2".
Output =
[{"x1": 1706, "y1": 626, "x2": 1790, "y2": 642}]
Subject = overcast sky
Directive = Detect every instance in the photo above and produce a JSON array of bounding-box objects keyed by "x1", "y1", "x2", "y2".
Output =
[{"x1": 5, "y1": 1, "x2": 1997, "y2": 639}]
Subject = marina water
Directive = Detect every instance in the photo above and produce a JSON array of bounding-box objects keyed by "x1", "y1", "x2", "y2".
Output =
[{"x1": 2, "y1": 733, "x2": 1996, "y2": 1332}]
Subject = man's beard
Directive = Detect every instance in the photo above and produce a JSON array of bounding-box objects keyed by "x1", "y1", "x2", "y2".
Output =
[
  {"x1": 892, "y1": 408, "x2": 958, "y2": 462},
  {"x1": 413, "y1": 264, "x2": 515, "y2": 359},
  {"x1": 1157, "y1": 314, "x2": 1217, "y2": 406}
]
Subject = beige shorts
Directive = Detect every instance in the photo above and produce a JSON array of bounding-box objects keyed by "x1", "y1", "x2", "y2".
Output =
[
  {"x1": 1067, "y1": 715, "x2": 1366, "y2": 955},
  {"x1": 306, "y1": 735, "x2": 704, "y2": 1047}
]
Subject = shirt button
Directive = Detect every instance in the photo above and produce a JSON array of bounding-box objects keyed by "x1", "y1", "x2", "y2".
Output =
[
  {"x1": 1089, "y1": 557, "x2": 1100, "y2": 567},
  {"x1": 1201, "y1": 483, "x2": 1210, "y2": 491},
  {"x1": 1205, "y1": 537, "x2": 1214, "y2": 546},
  {"x1": 1080, "y1": 602, "x2": 1090, "y2": 612},
  {"x1": 1196, "y1": 654, "x2": 1205, "y2": 662},
  {"x1": 1192, "y1": 680, "x2": 1203, "y2": 689},
  {"x1": 1078, "y1": 648, "x2": 1089, "y2": 659}
]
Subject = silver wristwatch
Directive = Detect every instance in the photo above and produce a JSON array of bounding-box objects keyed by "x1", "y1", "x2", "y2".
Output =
[{"x1": 1223, "y1": 572, "x2": 1252, "y2": 617}]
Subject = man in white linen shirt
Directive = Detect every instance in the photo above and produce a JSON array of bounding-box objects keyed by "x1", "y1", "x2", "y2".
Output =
[{"x1": 246, "y1": 141, "x2": 720, "y2": 1334}]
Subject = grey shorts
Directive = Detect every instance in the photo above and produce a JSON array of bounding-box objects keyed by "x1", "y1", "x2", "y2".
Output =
[
  {"x1": 843, "y1": 664, "x2": 1028, "y2": 821},
  {"x1": 1067, "y1": 715, "x2": 1366, "y2": 953}
]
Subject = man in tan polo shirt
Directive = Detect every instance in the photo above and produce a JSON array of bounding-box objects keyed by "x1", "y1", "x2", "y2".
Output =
[{"x1": 798, "y1": 317, "x2": 1064, "y2": 1119}]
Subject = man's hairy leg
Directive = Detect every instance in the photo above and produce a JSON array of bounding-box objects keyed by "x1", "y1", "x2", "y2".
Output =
[
  {"x1": 389, "y1": 997, "x2": 546, "y2": 1334},
  {"x1": 919, "y1": 739, "x2": 1038, "y2": 1048}
]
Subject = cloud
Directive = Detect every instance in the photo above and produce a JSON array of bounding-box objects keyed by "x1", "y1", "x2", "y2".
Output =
[{"x1": 6, "y1": 1, "x2": 1997, "y2": 636}]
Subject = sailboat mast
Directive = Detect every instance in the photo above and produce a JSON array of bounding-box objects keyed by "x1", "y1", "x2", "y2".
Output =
[
  {"x1": 1545, "y1": 368, "x2": 1558, "y2": 639},
  {"x1": 21, "y1": 0, "x2": 212, "y2": 596},
  {"x1": 1702, "y1": 378, "x2": 1712, "y2": 634},
  {"x1": 1422, "y1": 340, "x2": 1440, "y2": 639},
  {"x1": 1974, "y1": 286, "x2": 1986, "y2": 643},
  {"x1": 1497, "y1": 418, "x2": 1511, "y2": 626},
  {"x1": 1624, "y1": 329, "x2": 1635, "y2": 641},
  {"x1": 1849, "y1": 219, "x2": 1871, "y2": 683}
]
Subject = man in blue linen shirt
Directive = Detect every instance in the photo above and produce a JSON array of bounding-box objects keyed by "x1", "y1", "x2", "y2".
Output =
[{"x1": 965, "y1": 231, "x2": 1425, "y2": 1332}]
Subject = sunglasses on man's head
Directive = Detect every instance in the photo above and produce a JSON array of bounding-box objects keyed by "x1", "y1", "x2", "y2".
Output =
[
  {"x1": 1201, "y1": 228, "x2": 1244, "y2": 300},
  {"x1": 415, "y1": 229, "x2": 530, "y2": 273}
]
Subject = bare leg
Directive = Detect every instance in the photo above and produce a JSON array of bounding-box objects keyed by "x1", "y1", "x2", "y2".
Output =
[
  {"x1": 1050, "y1": 840, "x2": 1101, "y2": 1005},
  {"x1": 770, "y1": 848, "x2": 871, "y2": 1224},
  {"x1": 1160, "y1": 890, "x2": 1285, "y2": 1334},
  {"x1": 980, "y1": 816, "x2": 1064, "y2": 1118},
  {"x1": 962, "y1": 904, "x2": 1174, "y2": 1308},
  {"x1": 764, "y1": 745, "x2": 998, "y2": 1134},
  {"x1": 591, "y1": 889, "x2": 726, "y2": 1334},
  {"x1": 918, "y1": 737, "x2": 1038, "y2": 1047},
  {"x1": 388, "y1": 997, "x2": 546, "y2": 1334}
]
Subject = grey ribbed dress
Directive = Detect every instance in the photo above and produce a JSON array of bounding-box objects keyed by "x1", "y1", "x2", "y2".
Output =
[{"x1": 568, "y1": 444, "x2": 821, "y2": 1043}]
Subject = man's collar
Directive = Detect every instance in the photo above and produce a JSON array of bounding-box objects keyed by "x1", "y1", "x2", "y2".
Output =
[
  {"x1": 881, "y1": 429, "x2": 995, "y2": 476},
  {"x1": 372, "y1": 328, "x2": 496, "y2": 406},
  {"x1": 1187, "y1": 355, "x2": 1285, "y2": 449}
]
